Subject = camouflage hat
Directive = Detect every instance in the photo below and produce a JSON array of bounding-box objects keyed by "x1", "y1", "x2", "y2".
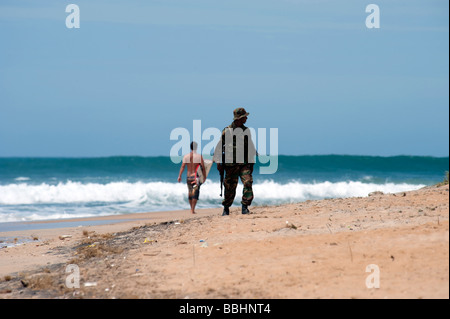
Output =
[{"x1": 233, "y1": 107, "x2": 250, "y2": 120}]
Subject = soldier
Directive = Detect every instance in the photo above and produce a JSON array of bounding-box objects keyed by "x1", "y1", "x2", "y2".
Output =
[{"x1": 214, "y1": 108, "x2": 257, "y2": 216}]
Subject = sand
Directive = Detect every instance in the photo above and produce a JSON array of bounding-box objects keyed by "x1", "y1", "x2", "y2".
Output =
[{"x1": 0, "y1": 184, "x2": 448, "y2": 299}]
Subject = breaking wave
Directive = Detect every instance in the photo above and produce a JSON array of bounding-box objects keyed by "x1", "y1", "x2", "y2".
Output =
[{"x1": 0, "y1": 180, "x2": 424, "y2": 222}]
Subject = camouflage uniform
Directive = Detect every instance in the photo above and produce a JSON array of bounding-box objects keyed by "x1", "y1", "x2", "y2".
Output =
[
  {"x1": 222, "y1": 162, "x2": 254, "y2": 207},
  {"x1": 214, "y1": 108, "x2": 257, "y2": 210}
]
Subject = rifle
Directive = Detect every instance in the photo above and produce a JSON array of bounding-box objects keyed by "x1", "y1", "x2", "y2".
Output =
[
  {"x1": 219, "y1": 166, "x2": 224, "y2": 197},
  {"x1": 214, "y1": 134, "x2": 226, "y2": 197}
]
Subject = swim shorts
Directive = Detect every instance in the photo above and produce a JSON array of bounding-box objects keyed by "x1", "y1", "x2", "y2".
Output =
[{"x1": 187, "y1": 176, "x2": 200, "y2": 200}]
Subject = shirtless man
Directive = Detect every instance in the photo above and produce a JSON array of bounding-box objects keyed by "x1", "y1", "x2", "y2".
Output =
[{"x1": 177, "y1": 142, "x2": 207, "y2": 214}]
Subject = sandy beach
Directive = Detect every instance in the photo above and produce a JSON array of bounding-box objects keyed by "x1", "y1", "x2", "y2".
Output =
[{"x1": 0, "y1": 184, "x2": 448, "y2": 299}]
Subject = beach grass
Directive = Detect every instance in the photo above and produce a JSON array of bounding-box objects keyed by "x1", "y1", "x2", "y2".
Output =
[
  {"x1": 70, "y1": 231, "x2": 123, "y2": 264},
  {"x1": 436, "y1": 171, "x2": 449, "y2": 187}
]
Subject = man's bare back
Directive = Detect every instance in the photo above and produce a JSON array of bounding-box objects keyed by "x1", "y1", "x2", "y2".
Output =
[{"x1": 182, "y1": 152, "x2": 204, "y2": 178}]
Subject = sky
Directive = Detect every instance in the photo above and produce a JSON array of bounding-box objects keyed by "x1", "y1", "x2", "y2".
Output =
[{"x1": 0, "y1": 0, "x2": 448, "y2": 157}]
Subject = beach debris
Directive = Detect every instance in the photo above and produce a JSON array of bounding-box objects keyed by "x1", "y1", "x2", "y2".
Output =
[
  {"x1": 84, "y1": 282, "x2": 97, "y2": 287},
  {"x1": 144, "y1": 238, "x2": 157, "y2": 244},
  {"x1": 329, "y1": 242, "x2": 338, "y2": 246},
  {"x1": 285, "y1": 221, "x2": 297, "y2": 230},
  {"x1": 392, "y1": 192, "x2": 406, "y2": 197},
  {"x1": 143, "y1": 251, "x2": 161, "y2": 257},
  {"x1": 368, "y1": 191, "x2": 384, "y2": 197},
  {"x1": 198, "y1": 239, "x2": 208, "y2": 247},
  {"x1": 82, "y1": 230, "x2": 91, "y2": 237},
  {"x1": 59, "y1": 235, "x2": 72, "y2": 240}
]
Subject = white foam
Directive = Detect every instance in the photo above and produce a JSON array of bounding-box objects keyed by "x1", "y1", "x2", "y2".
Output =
[
  {"x1": 0, "y1": 181, "x2": 187, "y2": 205},
  {"x1": 0, "y1": 180, "x2": 425, "y2": 205},
  {"x1": 0, "y1": 180, "x2": 425, "y2": 222},
  {"x1": 250, "y1": 180, "x2": 423, "y2": 203}
]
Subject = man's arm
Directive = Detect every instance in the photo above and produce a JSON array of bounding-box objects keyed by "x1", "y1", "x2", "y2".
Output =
[{"x1": 177, "y1": 161, "x2": 186, "y2": 183}]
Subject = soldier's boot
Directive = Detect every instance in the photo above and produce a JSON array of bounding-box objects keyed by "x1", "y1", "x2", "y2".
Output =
[
  {"x1": 242, "y1": 204, "x2": 250, "y2": 214},
  {"x1": 222, "y1": 206, "x2": 230, "y2": 216}
]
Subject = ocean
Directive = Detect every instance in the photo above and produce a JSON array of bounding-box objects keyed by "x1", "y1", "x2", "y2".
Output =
[{"x1": 0, "y1": 155, "x2": 448, "y2": 224}]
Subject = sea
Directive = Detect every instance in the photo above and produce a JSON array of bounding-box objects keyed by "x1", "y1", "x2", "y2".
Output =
[{"x1": 0, "y1": 155, "x2": 448, "y2": 225}]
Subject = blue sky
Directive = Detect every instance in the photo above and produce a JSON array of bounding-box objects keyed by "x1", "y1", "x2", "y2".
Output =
[{"x1": 0, "y1": 0, "x2": 448, "y2": 157}]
